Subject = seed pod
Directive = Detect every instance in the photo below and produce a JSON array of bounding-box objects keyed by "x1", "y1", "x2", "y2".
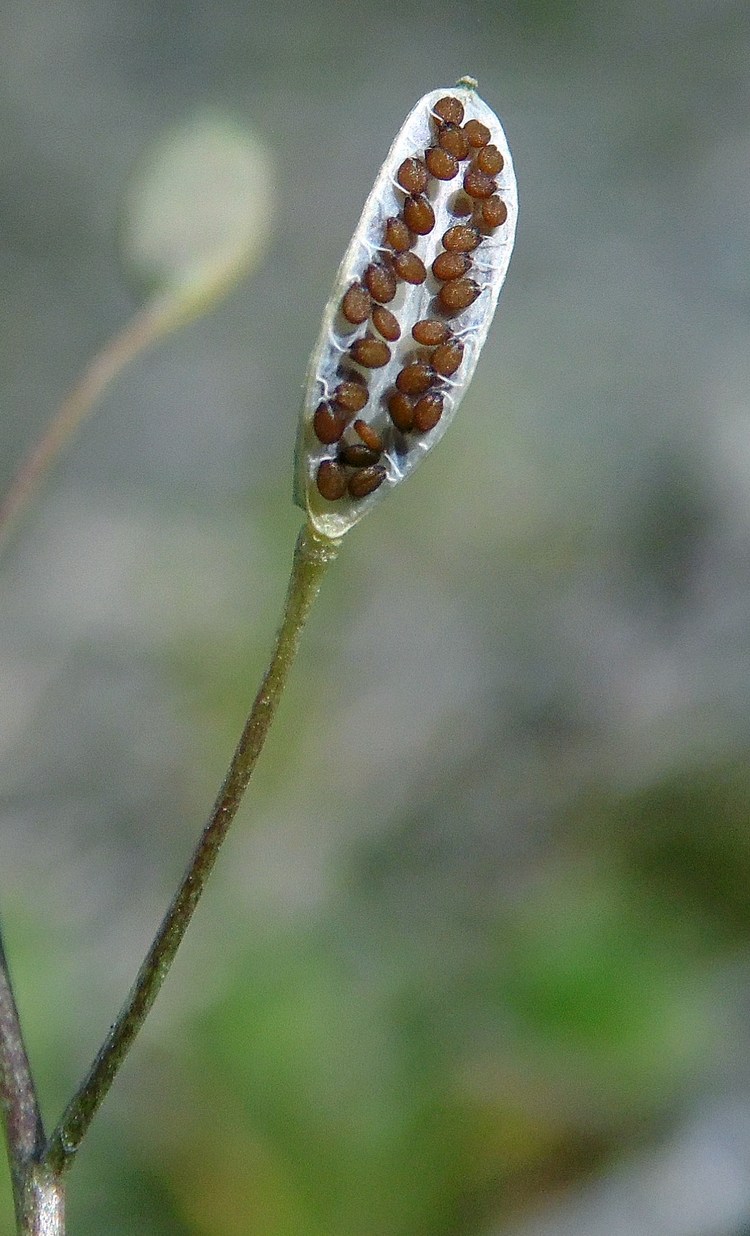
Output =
[{"x1": 296, "y1": 79, "x2": 518, "y2": 538}]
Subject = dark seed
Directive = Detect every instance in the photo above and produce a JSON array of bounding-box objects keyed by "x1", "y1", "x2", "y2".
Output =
[
  {"x1": 333, "y1": 380, "x2": 368, "y2": 413},
  {"x1": 364, "y1": 262, "x2": 397, "y2": 303},
  {"x1": 439, "y1": 124, "x2": 470, "y2": 160},
  {"x1": 442, "y1": 224, "x2": 481, "y2": 252},
  {"x1": 463, "y1": 119, "x2": 491, "y2": 148},
  {"x1": 481, "y1": 196, "x2": 508, "y2": 228},
  {"x1": 463, "y1": 168, "x2": 496, "y2": 199},
  {"x1": 341, "y1": 283, "x2": 370, "y2": 324},
  {"x1": 431, "y1": 339, "x2": 464, "y2": 377},
  {"x1": 348, "y1": 465, "x2": 386, "y2": 498},
  {"x1": 313, "y1": 401, "x2": 348, "y2": 444},
  {"x1": 403, "y1": 194, "x2": 435, "y2": 235},
  {"x1": 396, "y1": 361, "x2": 434, "y2": 396},
  {"x1": 425, "y1": 146, "x2": 459, "y2": 180},
  {"x1": 350, "y1": 336, "x2": 391, "y2": 367},
  {"x1": 371, "y1": 304, "x2": 401, "y2": 341},
  {"x1": 476, "y1": 144, "x2": 504, "y2": 175},
  {"x1": 412, "y1": 318, "x2": 450, "y2": 346},
  {"x1": 433, "y1": 96, "x2": 464, "y2": 127},
  {"x1": 438, "y1": 278, "x2": 480, "y2": 313},
  {"x1": 387, "y1": 391, "x2": 415, "y2": 431},
  {"x1": 353, "y1": 419, "x2": 384, "y2": 452},
  {"x1": 316, "y1": 459, "x2": 347, "y2": 501},
  {"x1": 339, "y1": 442, "x2": 380, "y2": 467},
  {"x1": 432, "y1": 250, "x2": 471, "y2": 281},
  {"x1": 391, "y1": 251, "x2": 427, "y2": 284},
  {"x1": 451, "y1": 194, "x2": 473, "y2": 217},
  {"x1": 397, "y1": 157, "x2": 428, "y2": 195},
  {"x1": 384, "y1": 216, "x2": 412, "y2": 252},
  {"x1": 413, "y1": 392, "x2": 444, "y2": 432}
]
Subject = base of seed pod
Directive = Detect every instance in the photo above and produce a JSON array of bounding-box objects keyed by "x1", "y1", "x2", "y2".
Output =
[
  {"x1": 316, "y1": 459, "x2": 347, "y2": 501},
  {"x1": 348, "y1": 464, "x2": 386, "y2": 499}
]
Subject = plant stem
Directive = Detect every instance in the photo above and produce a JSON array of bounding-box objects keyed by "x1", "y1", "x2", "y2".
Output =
[
  {"x1": 0, "y1": 932, "x2": 64, "y2": 1233},
  {"x1": 43, "y1": 521, "x2": 339, "y2": 1175}
]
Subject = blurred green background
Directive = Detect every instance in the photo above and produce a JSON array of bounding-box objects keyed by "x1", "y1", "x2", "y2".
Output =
[{"x1": 2, "y1": 0, "x2": 750, "y2": 1232}]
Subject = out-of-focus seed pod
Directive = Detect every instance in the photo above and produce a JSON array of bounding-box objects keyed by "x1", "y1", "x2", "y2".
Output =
[{"x1": 296, "y1": 78, "x2": 518, "y2": 539}]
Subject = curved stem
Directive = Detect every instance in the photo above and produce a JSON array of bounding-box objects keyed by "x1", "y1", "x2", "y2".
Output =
[
  {"x1": 0, "y1": 286, "x2": 222, "y2": 556},
  {"x1": 43, "y1": 522, "x2": 339, "y2": 1175}
]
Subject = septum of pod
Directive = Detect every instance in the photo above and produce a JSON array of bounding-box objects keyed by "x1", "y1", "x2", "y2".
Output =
[{"x1": 294, "y1": 78, "x2": 518, "y2": 540}]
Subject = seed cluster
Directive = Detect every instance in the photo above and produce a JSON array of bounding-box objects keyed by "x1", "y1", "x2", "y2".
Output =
[{"x1": 297, "y1": 82, "x2": 517, "y2": 538}]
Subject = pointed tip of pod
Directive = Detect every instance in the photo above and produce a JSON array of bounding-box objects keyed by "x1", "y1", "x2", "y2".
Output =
[{"x1": 455, "y1": 75, "x2": 479, "y2": 91}]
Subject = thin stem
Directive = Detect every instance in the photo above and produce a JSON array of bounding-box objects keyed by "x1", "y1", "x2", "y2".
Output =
[
  {"x1": 0, "y1": 929, "x2": 45, "y2": 1186},
  {"x1": 0, "y1": 284, "x2": 226, "y2": 556},
  {"x1": 0, "y1": 932, "x2": 62, "y2": 1233},
  {"x1": 43, "y1": 521, "x2": 339, "y2": 1175}
]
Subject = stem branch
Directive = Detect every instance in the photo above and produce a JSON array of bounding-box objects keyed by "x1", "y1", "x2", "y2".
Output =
[{"x1": 43, "y1": 522, "x2": 339, "y2": 1174}]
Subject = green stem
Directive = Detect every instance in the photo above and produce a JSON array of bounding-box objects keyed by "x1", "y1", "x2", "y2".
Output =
[{"x1": 43, "y1": 521, "x2": 339, "y2": 1175}]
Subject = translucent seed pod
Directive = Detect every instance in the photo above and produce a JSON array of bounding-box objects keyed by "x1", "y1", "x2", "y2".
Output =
[{"x1": 295, "y1": 78, "x2": 518, "y2": 540}]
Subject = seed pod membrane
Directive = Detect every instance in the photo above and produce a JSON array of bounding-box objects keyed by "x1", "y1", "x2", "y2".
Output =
[{"x1": 296, "y1": 78, "x2": 518, "y2": 538}]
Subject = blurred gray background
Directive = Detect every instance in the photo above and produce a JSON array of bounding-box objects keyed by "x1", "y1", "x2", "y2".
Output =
[{"x1": 2, "y1": 0, "x2": 750, "y2": 1233}]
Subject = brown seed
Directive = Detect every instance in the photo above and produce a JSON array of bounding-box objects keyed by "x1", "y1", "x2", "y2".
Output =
[
  {"x1": 403, "y1": 194, "x2": 435, "y2": 235},
  {"x1": 387, "y1": 391, "x2": 415, "y2": 432},
  {"x1": 476, "y1": 144, "x2": 504, "y2": 176},
  {"x1": 463, "y1": 119, "x2": 491, "y2": 148},
  {"x1": 453, "y1": 196, "x2": 473, "y2": 219},
  {"x1": 396, "y1": 361, "x2": 434, "y2": 396},
  {"x1": 432, "y1": 250, "x2": 471, "y2": 281},
  {"x1": 412, "y1": 318, "x2": 450, "y2": 346},
  {"x1": 371, "y1": 304, "x2": 401, "y2": 341},
  {"x1": 438, "y1": 123, "x2": 470, "y2": 160},
  {"x1": 384, "y1": 216, "x2": 412, "y2": 252},
  {"x1": 433, "y1": 96, "x2": 464, "y2": 127},
  {"x1": 438, "y1": 278, "x2": 480, "y2": 313},
  {"x1": 397, "y1": 157, "x2": 428, "y2": 195},
  {"x1": 341, "y1": 283, "x2": 371, "y2": 324},
  {"x1": 333, "y1": 380, "x2": 368, "y2": 413},
  {"x1": 413, "y1": 392, "x2": 444, "y2": 433},
  {"x1": 364, "y1": 262, "x2": 397, "y2": 303},
  {"x1": 431, "y1": 339, "x2": 464, "y2": 377},
  {"x1": 442, "y1": 224, "x2": 481, "y2": 252},
  {"x1": 313, "y1": 401, "x2": 348, "y2": 444},
  {"x1": 353, "y1": 419, "x2": 384, "y2": 452},
  {"x1": 339, "y1": 442, "x2": 380, "y2": 468},
  {"x1": 480, "y1": 195, "x2": 508, "y2": 229},
  {"x1": 316, "y1": 459, "x2": 347, "y2": 501},
  {"x1": 391, "y1": 251, "x2": 427, "y2": 284},
  {"x1": 348, "y1": 464, "x2": 386, "y2": 499},
  {"x1": 463, "y1": 167, "x2": 496, "y2": 199},
  {"x1": 425, "y1": 145, "x2": 459, "y2": 180},
  {"x1": 350, "y1": 336, "x2": 391, "y2": 367}
]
